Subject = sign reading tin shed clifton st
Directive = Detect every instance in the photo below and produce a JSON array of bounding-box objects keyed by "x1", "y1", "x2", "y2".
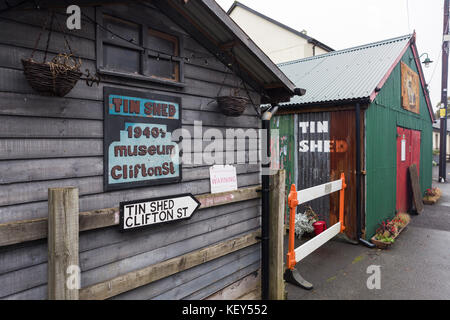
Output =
[
  {"x1": 104, "y1": 87, "x2": 181, "y2": 191},
  {"x1": 120, "y1": 194, "x2": 201, "y2": 231}
]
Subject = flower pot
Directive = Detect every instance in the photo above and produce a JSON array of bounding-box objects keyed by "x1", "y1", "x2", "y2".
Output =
[
  {"x1": 423, "y1": 188, "x2": 441, "y2": 205},
  {"x1": 370, "y1": 237, "x2": 393, "y2": 249},
  {"x1": 371, "y1": 220, "x2": 409, "y2": 249},
  {"x1": 313, "y1": 221, "x2": 327, "y2": 235}
]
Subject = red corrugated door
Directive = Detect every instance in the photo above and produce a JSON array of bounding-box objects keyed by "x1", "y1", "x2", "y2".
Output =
[{"x1": 396, "y1": 127, "x2": 421, "y2": 213}]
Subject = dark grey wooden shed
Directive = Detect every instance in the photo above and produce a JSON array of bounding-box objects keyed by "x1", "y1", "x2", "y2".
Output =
[{"x1": 0, "y1": 0, "x2": 295, "y2": 300}]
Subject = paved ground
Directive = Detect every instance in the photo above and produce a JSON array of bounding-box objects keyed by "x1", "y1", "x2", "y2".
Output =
[{"x1": 286, "y1": 166, "x2": 450, "y2": 300}]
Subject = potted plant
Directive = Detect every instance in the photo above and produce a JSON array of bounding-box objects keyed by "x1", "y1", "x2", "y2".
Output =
[
  {"x1": 391, "y1": 212, "x2": 411, "y2": 231},
  {"x1": 423, "y1": 187, "x2": 441, "y2": 205},
  {"x1": 371, "y1": 213, "x2": 410, "y2": 249},
  {"x1": 294, "y1": 205, "x2": 319, "y2": 239},
  {"x1": 372, "y1": 219, "x2": 397, "y2": 249}
]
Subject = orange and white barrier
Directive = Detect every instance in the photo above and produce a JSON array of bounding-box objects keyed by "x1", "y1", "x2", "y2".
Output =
[{"x1": 286, "y1": 173, "x2": 347, "y2": 270}]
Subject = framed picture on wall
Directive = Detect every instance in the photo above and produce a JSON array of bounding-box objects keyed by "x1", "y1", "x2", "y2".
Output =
[{"x1": 401, "y1": 61, "x2": 420, "y2": 114}]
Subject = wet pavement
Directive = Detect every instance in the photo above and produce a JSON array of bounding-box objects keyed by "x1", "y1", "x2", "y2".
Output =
[{"x1": 285, "y1": 166, "x2": 450, "y2": 300}]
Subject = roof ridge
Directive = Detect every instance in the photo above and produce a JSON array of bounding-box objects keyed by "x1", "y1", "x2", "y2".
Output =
[
  {"x1": 278, "y1": 34, "x2": 413, "y2": 67},
  {"x1": 227, "y1": 1, "x2": 334, "y2": 52},
  {"x1": 276, "y1": 34, "x2": 415, "y2": 108}
]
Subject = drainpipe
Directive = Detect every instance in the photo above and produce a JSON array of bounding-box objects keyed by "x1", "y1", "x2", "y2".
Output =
[
  {"x1": 261, "y1": 103, "x2": 279, "y2": 300},
  {"x1": 355, "y1": 103, "x2": 375, "y2": 248},
  {"x1": 261, "y1": 89, "x2": 305, "y2": 300}
]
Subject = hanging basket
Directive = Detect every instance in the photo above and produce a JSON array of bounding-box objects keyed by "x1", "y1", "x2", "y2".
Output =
[
  {"x1": 22, "y1": 10, "x2": 82, "y2": 97},
  {"x1": 22, "y1": 58, "x2": 82, "y2": 97},
  {"x1": 216, "y1": 96, "x2": 249, "y2": 117}
]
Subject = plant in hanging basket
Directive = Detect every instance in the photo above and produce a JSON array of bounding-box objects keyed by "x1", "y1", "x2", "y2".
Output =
[{"x1": 22, "y1": 53, "x2": 82, "y2": 97}]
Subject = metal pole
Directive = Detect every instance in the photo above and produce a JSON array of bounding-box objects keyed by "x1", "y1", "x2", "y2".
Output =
[
  {"x1": 261, "y1": 118, "x2": 270, "y2": 300},
  {"x1": 261, "y1": 105, "x2": 278, "y2": 300},
  {"x1": 439, "y1": 0, "x2": 449, "y2": 182}
]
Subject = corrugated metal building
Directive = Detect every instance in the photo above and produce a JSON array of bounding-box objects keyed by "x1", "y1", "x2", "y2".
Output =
[{"x1": 272, "y1": 34, "x2": 434, "y2": 239}]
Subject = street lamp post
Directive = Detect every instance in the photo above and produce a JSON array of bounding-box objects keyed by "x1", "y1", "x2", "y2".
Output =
[{"x1": 439, "y1": 0, "x2": 449, "y2": 182}]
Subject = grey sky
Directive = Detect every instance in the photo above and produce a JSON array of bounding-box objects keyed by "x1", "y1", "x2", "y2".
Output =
[{"x1": 217, "y1": 0, "x2": 444, "y2": 111}]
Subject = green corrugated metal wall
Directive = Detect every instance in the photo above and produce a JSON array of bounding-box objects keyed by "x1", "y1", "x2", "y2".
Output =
[
  {"x1": 271, "y1": 114, "x2": 295, "y2": 223},
  {"x1": 365, "y1": 46, "x2": 433, "y2": 238}
]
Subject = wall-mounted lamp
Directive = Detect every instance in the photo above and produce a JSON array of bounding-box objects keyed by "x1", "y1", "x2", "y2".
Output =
[{"x1": 420, "y1": 53, "x2": 433, "y2": 68}]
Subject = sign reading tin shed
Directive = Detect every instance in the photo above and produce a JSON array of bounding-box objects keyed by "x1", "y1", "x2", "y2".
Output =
[
  {"x1": 298, "y1": 121, "x2": 348, "y2": 153},
  {"x1": 104, "y1": 87, "x2": 181, "y2": 191},
  {"x1": 120, "y1": 194, "x2": 201, "y2": 231}
]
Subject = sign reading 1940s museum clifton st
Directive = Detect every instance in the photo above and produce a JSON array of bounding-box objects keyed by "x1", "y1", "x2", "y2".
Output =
[{"x1": 104, "y1": 87, "x2": 181, "y2": 191}]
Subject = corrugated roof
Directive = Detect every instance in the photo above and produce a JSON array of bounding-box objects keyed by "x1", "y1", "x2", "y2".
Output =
[{"x1": 278, "y1": 34, "x2": 413, "y2": 106}]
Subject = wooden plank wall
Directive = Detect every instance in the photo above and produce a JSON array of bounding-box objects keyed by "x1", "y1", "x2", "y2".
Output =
[{"x1": 0, "y1": 2, "x2": 262, "y2": 299}]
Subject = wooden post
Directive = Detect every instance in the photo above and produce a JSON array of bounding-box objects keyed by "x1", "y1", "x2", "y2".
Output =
[
  {"x1": 269, "y1": 170, "x2": 285, "y2": 300},
  {"x1": 48, "y1": 187, "x2": 80, "y2": 300}
]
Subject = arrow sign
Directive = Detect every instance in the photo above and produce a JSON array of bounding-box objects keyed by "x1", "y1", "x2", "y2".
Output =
[{"x1": 119, "y1": 193, "x2": 201, "y2": 231}]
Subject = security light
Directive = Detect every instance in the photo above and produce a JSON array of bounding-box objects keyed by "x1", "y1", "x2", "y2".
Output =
[{"x1": 420, "y1": 53, "x2": 433, "y2": 68}]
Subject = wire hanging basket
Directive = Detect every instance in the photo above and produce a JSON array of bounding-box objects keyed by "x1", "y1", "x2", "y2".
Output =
[
  {"x1": 22, "y1": 54, "x2": 82, "y2": 97},
  {"x1": 215, "y1": 54, "x2": 255, "y2": 117},
  {"x1": 21, "y1": 11, "x2": 82, "y2": 97},
  {"x1": 216, "y1": 95, "x2": 250, "y2": 117}
]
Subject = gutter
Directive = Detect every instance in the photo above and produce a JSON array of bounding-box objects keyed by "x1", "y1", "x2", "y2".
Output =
[{"x1": 260, "y1": 104, "x2": 278, "y2": 301}]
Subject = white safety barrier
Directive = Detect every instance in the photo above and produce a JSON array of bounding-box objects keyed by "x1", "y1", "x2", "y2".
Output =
[{"x1": 286, "y1": 173, "x2": 346, "y2": 270}]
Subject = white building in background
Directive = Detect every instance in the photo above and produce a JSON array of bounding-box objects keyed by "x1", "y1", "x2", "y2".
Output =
[
  {"x1": 227, "y1": 1, "x2": 334, "y2": 64},
  {"x1": 433, "y1": 119, "x2": 450, "y2": 160}
]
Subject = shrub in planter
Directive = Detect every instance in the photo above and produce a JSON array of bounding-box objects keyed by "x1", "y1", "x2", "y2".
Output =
[
  {"x1": 372, "y1": 220, "x2": 397, "y2": 248},
  {"x1": 423, "y1": 187, "x2": 441, "y2": 205},
  {"x1": 294, "y1": 205, "x2": 319, "y2": 239},
  {"x1": 376, "y1": 220, "x2": 397, "y2": 238},
  {"x1": 425, "y1": 187, "x2": 439, "y2": 197},
  {"x1": 371, "y1": 214, "x2": 410, "y2": 249},
  {"x1": 392, "y1": 212, "x2": 410, "y2": 229}
]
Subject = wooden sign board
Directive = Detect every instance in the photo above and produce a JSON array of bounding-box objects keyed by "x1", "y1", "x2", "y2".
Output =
[
  {"x1": 401, "y1": 62, "x2": 420, "y2": 114},
  {"x1": 409, "y1": 163, "x2": 423, "y2": 214},
  {"x1": 104, "y1": 87, "x2": 181, "y2": 191},
  {"x1": 119, "y1": 194, "x2": 200, "y2": 231}
]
